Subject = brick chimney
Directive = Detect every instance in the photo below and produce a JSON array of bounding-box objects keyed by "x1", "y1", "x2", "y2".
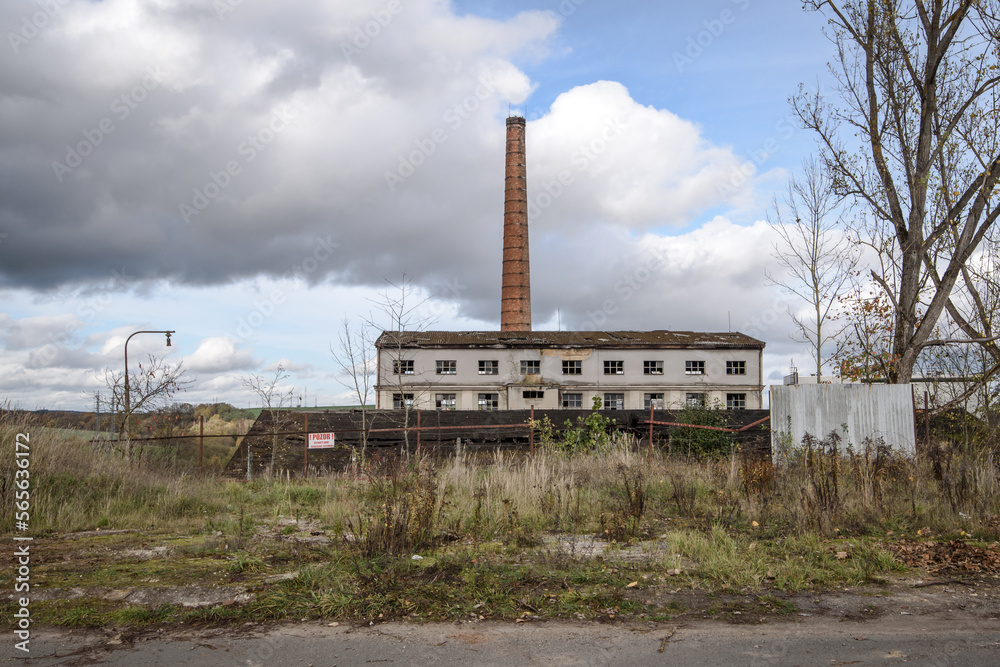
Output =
[{"x1": 501, "y1": 116, "x2": 531, "y2": 331}]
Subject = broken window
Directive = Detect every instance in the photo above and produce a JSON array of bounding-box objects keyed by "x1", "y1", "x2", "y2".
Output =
[
  {"x1": 393, "y1": 359, "x2": 414, "y2": 375},
  {"x1": 520, "y1": 360, "x2": 540, "y2": 375},
  {"x1": 726, "y1": 360, "x2": 746, "y2": 375},
  {"x1": 726, "y1": 393, "x2": 746, "y2": 410},
  {"x1": 435, "y1": 393, "x2": 456, "y2": 410},
  {"x1": 478, "y1": 360, "x2": 499, "y2": 375},
  {"x1": 644, "y1": 360, "x2": 663, "y2": 375},
  {"x1": 562, "y1": 393, "x2": 583, "y2": 408},
  {"x1": 392, "y1": 393, "x2": 414, "y2": 409},
  {"x1": 686, "y1": 392, "x2": 705, "y2": 408},
  {"x1": 478, "y1": 393, "x2": 499, "y2": 411},
  {"x1": 643, "y1": 393, "x2": 664, "y2": 410},
  {"x1": 436, "y1": 360, "x2": 456, "y2": 375},
  {"x1": 603, "y1": 393, "x2": 624, "y2": 410},
  {"x1": 522, "y1": 390, "x2": 544, "y2": 400},
  {"x1": 562, "y1": 360, "x2": 582, "y2": 375},
  {"x1": 685, "y1": 360, "x2": 705, "y2": 375},
  {"x1": 603, "y1": 360, "x2": 624, "y2": 375}
]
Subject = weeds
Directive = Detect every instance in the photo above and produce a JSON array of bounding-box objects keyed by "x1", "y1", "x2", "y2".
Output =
[
  {"x1": 345, "y1": 458, "x2": 443, "y2": 558},
  {"x1": 800, "y1": 431, "x2": 841, "y2": 534},
  {"x1": 669, "y1": 469, "x2": 699, "y2": 518},
  {"x1": 4, "y1": 407, "x2": 1000, "y2": 630},
  {"x1": 599, "y1": 464, "x2": 648, "y2": 542}
]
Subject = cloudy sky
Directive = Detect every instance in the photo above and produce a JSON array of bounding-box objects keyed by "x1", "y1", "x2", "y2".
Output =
[{"x1": 1, "y1": 0, "x2": 839, "y2": 410}]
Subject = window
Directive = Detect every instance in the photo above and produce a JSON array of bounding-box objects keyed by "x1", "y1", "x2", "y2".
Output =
[
  {"x1": 393, "y1": 359, "x2": 414, "y2": 375},
  {"x1": 436, "y1": 360, "x2": 456, "y2": 375},
  {"x1": 435, "y1": 393, "x2": 456, "y2": 410},
  {"x1": 644, "y1": 360, "x2": 663, "y2": 375},
  {"x1": 644, "y1": 393, "x2": 664, "y2": 410},
  {"x1": 604, "y1": 393, "x2": 624, "y2": 410},
  {"x1": 392, "y1": 393, "x2": 414, "y2": 409},
  {"x1": 522, "y1": 390, "x2": 544, "y2": 400},
  {"x1": 520, "y1": 360, "x2": 540, "y2": 375},
  {"x1": 643, "y1": 393, "x2": 664, "y2": 410},
  {"x1": 603, "y1": 360, "x2": 624, "y2": 375},
  {"x1": 685, "y1": 360, "x2": 705, "y2": 375},
  {"x1": 562, "y1": 360, "x2": 582, "y2": 375},
  {"x1": 562, "y1": 392, "x2": 583, "y2": 408},
  {"x1": 726, "y1": 360, "x2": 746, "y2": 375},
  {"x1": 478, "y1": 360, "x2": 498, "y2": 375},
  {"x1": 478, "y1": 393, "x2": 499, "y2": 411},
  {"x1": 726, "y1": 393, "x2": 746, "y2": 410},
  {"x1": 686, "y1": 392, "x2": 705, "y2": 408}
]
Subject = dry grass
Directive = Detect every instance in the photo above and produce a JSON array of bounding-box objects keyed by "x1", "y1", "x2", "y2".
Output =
[
  {"x1": 3, "y1": 406, "x2": 999, "y2": 603},
  {"x1": 0, "y1": 406, "x2": 219, "y2": 533}
]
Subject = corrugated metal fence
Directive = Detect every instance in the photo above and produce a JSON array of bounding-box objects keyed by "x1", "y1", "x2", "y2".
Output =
[{"x1": 770, "y1": 384, "x2": 916, "y2": 458}]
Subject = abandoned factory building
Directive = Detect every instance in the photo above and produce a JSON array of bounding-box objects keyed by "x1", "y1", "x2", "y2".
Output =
[
  {"x1": 374, "y1": 116, "x2": 766, "y2": 412},
  {"x1": 375, "y1": 330, "x2": 765, "y2": 412}
]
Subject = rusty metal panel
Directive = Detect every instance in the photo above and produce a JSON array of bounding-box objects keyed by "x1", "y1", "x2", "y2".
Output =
[{"x1": 770, "y1": 384, "x2": 916, "y2": 457}]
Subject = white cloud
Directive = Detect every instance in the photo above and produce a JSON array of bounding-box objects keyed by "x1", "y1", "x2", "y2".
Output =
[
  {"x1": 527, "y1": 81, "x2": 751, "y2": 232},
  {"x1": 0, "y1": 314, "x2": 83, "y2": 351},
  {"x1": 183, "y1": 337, "x2": 257, "y2": 373}
]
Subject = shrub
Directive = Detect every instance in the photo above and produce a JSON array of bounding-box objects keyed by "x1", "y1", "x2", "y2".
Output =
[{"x1": 669, "y1": 406, "x2": 735, "y2": 458}]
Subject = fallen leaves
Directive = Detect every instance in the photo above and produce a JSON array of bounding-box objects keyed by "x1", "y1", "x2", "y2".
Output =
[{"x1": 887, "y1": 540, "x2": 1000, "y2": 576}]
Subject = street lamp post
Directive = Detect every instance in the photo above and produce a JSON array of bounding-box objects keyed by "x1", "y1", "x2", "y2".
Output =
[{"x1": 123, "y1": 330, "x2": 175, "y2": 438}]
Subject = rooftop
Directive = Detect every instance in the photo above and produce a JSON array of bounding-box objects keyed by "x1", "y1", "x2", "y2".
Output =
[{"x1": 375, "y1": 330, "x2": 765, "y2": 350}]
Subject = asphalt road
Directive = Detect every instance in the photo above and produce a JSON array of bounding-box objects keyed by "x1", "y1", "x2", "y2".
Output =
[{"x1": 7, "y1": 612, "x2": 999, "y2": 667}]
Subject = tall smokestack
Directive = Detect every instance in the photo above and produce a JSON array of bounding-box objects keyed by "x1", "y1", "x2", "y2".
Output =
[{"x1": 501, "y1": 116, "x2": 531, "y2": 331}]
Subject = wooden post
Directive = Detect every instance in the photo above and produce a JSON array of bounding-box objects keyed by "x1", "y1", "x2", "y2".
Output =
[
  {"x1": 649, "y1": 404, "x2": 654, "y2": 457},
  {"x1": 416, "y1": 410, "x2": 422, "y2": 458},
  {"x1": 529, "y1": 405, "x2": 535, "y2": 458},
  {"x1": 303, "y1": 413, "x2": 309, "y2": 479},
  {"x1": 199, "y1": 415, "x2": 204, "y2": 473}
]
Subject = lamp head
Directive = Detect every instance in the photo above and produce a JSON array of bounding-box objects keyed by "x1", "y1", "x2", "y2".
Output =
[{"x1": 165, "y1": 332, "x2": 172, "y2": 347}]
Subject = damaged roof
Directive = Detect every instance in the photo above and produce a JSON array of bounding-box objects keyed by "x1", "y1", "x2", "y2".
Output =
[{"x1": 375, "y1": 330, "x2": 765, "y2": 350}]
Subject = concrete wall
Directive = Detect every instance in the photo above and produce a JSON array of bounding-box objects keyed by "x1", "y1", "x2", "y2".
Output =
[
  {"x1": 378, "y1": 346, "x2": 763, "y2": 410},
  {"x1": 770, "y1": 384, "x2": 916, "y2": 457}
]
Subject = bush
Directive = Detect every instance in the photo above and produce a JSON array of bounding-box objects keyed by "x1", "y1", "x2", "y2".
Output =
[
  {"x1": 551, "y1": 397, "x2": 617, "y2": 454},
  {"x1": 669, "y1": 406, "x2": 735, "y2": 458}
]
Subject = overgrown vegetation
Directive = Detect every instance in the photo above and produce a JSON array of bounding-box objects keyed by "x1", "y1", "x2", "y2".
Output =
[
  {"x1": 669, "y1": 406, "x2": 737, "y2": 458},
  {"x1": 2, "y1": 406, "x2": 998, "y2": 630}
]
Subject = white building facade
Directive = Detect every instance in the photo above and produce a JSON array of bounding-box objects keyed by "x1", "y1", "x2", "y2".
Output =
[{"x1": 375, "y1": 331, "x2": 765, "y2": 411}]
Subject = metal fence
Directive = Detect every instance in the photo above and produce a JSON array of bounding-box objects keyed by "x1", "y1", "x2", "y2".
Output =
[{"x1": 770, "y1": 384, "x2": 917, "y2": 458}]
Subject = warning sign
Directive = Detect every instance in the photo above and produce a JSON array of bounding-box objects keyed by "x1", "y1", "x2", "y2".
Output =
[{"x1": 308, "y1": 432, "x2": 336, "y2": 449}]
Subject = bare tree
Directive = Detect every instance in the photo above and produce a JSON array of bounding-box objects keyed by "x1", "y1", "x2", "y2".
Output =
[
  {"x1": 104, "y1": 354, "x2": 191, "y2": 445},
  {"x1": 241, "y1": 364, "x2": 294, "y2": 476},
  {"x1": 925, "y1": 223, "x2": 1000, "y2": 407},
  {"x1": 796, "y1": 0, "x2": 1000, "y2": 383},
  {"x1": 368, "y1": 275, "x2": 435, "y2": 452},
  {"x1": 331, "y1": 315, "x2": 376, "y2": 457},
  {"x1": 917, "y1": 321, "x2": 1000, "y2": 415},
  {"x1": 767, "y1": 157, "x2": 859, "y2": 380}
]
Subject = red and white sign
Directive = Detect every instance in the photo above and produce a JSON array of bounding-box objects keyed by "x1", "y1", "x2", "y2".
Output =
[{"x1": 308, "y1": 432, "x2": 336, "y2": 449}]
